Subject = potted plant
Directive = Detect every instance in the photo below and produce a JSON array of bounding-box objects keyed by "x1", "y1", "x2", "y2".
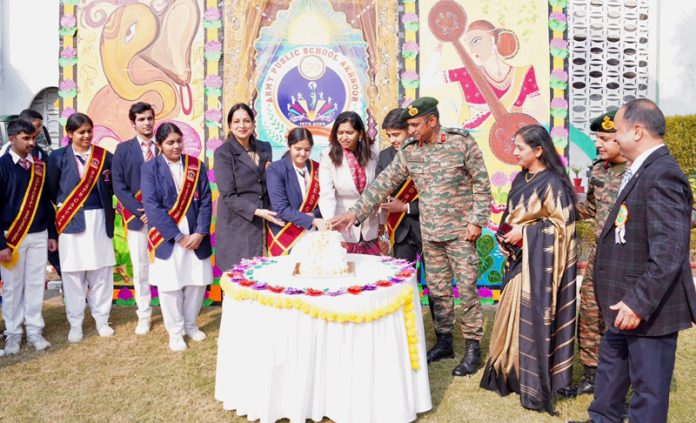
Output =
[{"x1": 571, "y1": 166, "x2": 585, "y2": 194}]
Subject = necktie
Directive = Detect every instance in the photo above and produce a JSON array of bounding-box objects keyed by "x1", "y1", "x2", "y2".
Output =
[
  {"x1": 298, "y1": 169, "x2": 309, "y2": 190},
  {"x1": 618, "y1": 167, "x2": 633, "y2": 195},
  {"x1": 19, "y1": 158, "x2": 30, "y2": 170},
  {"x1": 143, "y1": 143, "x2": 155, "y2": 162}
]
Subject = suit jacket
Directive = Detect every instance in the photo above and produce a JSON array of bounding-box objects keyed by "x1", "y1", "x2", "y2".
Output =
[
  {"x1": 266, "y1": 156, "x2": 321, "y2": 233},
  {"x1": 213, "y1": 137, "x2": 272, "y2": 270},
  {"x1": 140, "y1": 154, "x2": 212, "y2": 261},
  {"x1": 112, "y1": 137, "x2": 156, "y2": 231},
  {"x1": 318, "y1": 142, "x2": 381, "y2": 243},
  {"x1": 594, "y1": 146, "x2": 696, "y2": 336},
  {"x1": 376, "y1": 146, "x2": 422, "y2": 244},
  {"x1": 47, "y1": 145, "x2": 115, "y2": 237}
]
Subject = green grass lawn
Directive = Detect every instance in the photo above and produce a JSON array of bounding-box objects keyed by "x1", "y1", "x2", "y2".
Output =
[{"x1": 1, "y1": 298, "x2": 695, "y2": 422}]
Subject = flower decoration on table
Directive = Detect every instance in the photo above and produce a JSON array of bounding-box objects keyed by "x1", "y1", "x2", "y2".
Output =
[
  {"x1": 224, "y1": 256, "x2": 416, "y2": 298},
  {"x1": 224, "y1": 282, "x2": 421, "y2": 370}
]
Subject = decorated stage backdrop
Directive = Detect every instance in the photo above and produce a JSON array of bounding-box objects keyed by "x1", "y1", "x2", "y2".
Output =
[{"x1": 57, "y1": 0, "x2": 569, "y2": 306}]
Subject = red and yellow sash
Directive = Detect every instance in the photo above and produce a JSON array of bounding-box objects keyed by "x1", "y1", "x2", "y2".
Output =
[
  {"x1": 117, "y1": 190, "x2": 142, "y2": 240},
  {"x1": 266, "y1": 160, "x2": 320, "y2": 256},
  {"x1": 55, "y1": 146, "x2": 107, "y2": 234},
  {"x1": 1, "y1": 160, "x2": 46, "y2": 270},
  {"x1": 147, "y1": 155, "x2": 200, "y2": 262},
  {"x1": 386, "y1": 178, "x2": 419, "y2": 247}
]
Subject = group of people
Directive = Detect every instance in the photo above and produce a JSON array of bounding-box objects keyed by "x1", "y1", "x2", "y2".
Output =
[{"x1": 1, "y1": 94, "x2": 695, "y2": 422}]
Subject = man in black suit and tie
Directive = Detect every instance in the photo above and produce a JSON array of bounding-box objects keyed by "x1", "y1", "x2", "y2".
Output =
[
  {"x1": 582, "y1": 99, "x2": 696, "y2": 423},
  {"x1": 376, "y1": 108, "x2": 422, "y2": 272}
]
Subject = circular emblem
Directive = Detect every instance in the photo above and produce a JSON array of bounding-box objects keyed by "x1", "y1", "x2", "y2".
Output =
[
  {"x1": 298, "y1": 55, "x2": 325, "y2": 80},
  {"x1": 408, "y1": 105, "x2": 418, "y2": 116},
  {"x1": 615, "y1": 203, "x2": 629, "y2": 227}
]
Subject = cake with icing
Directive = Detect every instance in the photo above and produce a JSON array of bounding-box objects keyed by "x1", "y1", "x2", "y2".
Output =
[{"x1": 292, "y1": 231, "x2": 349, "y2": 276}]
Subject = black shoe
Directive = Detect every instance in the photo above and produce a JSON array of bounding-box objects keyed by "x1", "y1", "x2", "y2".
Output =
[
  {"x1": 452, "y1": 339, "x2": 481, "y2": 376},
  {"x1": 557, "y1": 385, "x2": 578, "y2": 398},
  {"x1": 575, "y1": 366, "x2": 596, "y2": 396},
  {"x1": 558, "y1": 366, "x2": 596, "y2": 398},
  {"x1": 426, "y1": 333, "x2": 454, "y2": 364}
]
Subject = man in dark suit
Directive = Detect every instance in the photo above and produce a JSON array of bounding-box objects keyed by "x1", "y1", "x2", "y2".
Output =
[
  {"x1": 112, "y1": 102, "x2": 158, "y2": 335},
  {"x1": 582, "y1": 99, "x2": 696, "y2": 423},
  {"x1": 376, "y1": 109, "x2": 422, "y2": 268}
]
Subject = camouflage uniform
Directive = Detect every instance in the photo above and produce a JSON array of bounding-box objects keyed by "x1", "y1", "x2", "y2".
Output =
[
  {"x1": 576, "y1": 159, "x2": 627, "y2": 367},
  {"x1": 352, "y1": 127, "x2": 491, "y2": 340}
]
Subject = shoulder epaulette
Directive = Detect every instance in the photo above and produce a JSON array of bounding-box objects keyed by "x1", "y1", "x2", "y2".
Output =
[
  {"x1": 444, "y1": 127, "x2": 470, "y2": 137},
  {"x1": 401, "y1": 136, "x2": 419, "y2": 149}
]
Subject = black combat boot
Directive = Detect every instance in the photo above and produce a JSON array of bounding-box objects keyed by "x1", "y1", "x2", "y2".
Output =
[
  {"x1": 558, "y1": 365, "x2": 597, "y2": 398},
  {"x1": 426, "y1": 333, "x2": 454, "y2": 363},
  {"x1": 452, "y1": 339, "x2": 481, "y2": 376},
  {"x1": 575, "y1": 366, "x2": 597, "y2": 395}
]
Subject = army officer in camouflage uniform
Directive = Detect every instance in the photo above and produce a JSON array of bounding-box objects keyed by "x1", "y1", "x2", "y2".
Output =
[
  {"x1": 331, "y1": 97, "x2": 491, "y2": 376},
  {"x1": 560, "y1": 110, "x2": 628, "y2": 397}
]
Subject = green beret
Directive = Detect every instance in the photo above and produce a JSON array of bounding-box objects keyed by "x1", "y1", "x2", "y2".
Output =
[
  {"x1": 589, "y1": 110, "x2": 617, "y2": 133},
  {"x1": 400, "y1": 97, "x2": 439, "y2": 120}
]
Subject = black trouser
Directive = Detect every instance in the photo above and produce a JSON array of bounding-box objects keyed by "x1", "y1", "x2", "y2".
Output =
[
  {"x1": 48, "y1": 249, "x2": 61, "y2": 277},
  {"x1": 588, "y1": 329, "x2": 677, "y2": 423}
]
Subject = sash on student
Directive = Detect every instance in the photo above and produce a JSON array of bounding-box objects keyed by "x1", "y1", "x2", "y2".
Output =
[
  {"x1": 1, "y1": 160, "x2": 46, "y2": 270},
  {"x1": 55, "y1": 146, "x2": 107, "y2": 234},
  {"x1": 386, "y1": 178, "x2": 419, "y2": 247},
  {"x1": 116, "y1": 191, "x2": 142, "y2": 239},
  {"x1": 147, "y1": 155, "x2": 201, "y2": 262},
  {"x1": 266, "y1": 160, "x2": 320, "y2": 256}
]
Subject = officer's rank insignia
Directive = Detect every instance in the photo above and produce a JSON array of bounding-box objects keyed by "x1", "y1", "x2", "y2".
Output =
[
  {"x1": 408, "y1": 105, "x2": 418, "y2": 116},
  {"x1": 614, "y1": 203, "x2": 629, "y2": 244}
]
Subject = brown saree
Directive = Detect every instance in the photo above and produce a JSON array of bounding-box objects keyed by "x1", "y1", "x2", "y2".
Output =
[{"x1": 480, "y1": 169, "x2": 577, "y2": 413}]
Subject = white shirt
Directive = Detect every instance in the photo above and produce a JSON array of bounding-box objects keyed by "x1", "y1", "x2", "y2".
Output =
[
  {"x1": 73, "y1": 145, "x2": 92, "y2": 178},
  {"x1": 293, "y1": 164, "x2": 308, "y2": 199},
  {"x1": 628, "y1": 144, "x2": 665, "y2": 175},
  {"x1": 8, "y1": 148, "x2": 34, "y2": 166},
  {"x1": 166, "y1": 158, "x2": 184, "y2": 191}
]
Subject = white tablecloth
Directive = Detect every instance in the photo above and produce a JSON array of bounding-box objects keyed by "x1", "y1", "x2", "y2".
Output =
[{"x1": 215, "y1": 254, "x2": 432, "y2": 423}]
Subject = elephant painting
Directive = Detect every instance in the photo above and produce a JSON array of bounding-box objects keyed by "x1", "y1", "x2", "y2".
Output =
[{"x1": 83, "y1": 0, "x2": 203, "y2": 156}]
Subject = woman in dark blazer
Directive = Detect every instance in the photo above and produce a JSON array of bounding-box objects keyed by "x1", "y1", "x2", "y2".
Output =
[
  {"x1": 265, "y1": 128, "x2": 326, "y2": 256},
  {"x1": 213, "y1": 103, "x2": 283, "y2": 270}
]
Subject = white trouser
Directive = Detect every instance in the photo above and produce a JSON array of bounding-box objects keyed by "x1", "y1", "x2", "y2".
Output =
[
  {"x1": 62, "y1": 266, "x2": 113, "y2": 328},
  {"x1": 158, "y1": 286, "x2": 205, "y2": 337},
  {"x1": 1, "y1": 230, "x2": 47, "y2": 337},
  {"x1": 127, "y1": 227, "x2": 152, "y2": 320}
]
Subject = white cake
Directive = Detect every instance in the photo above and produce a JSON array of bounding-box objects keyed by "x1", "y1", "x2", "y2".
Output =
[{"x1": 291, "y1": 231, "x2": 349, "y2": 276}]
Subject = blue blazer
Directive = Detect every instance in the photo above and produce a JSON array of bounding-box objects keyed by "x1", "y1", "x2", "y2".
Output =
[
  {"x1": 266, "y1": 156, "x2": 320, "y2": 233},
  {"x1": 141, "y1": 154, "x2": 212, "y2": 261},
  {"x1": 0, "y1": 154, "x2": 57, "y2": 250},
  {"x1": 47, "y1": 145, "x2": 115, "y2": 237},
  {"x1": 113, "y1": 137, "x2": 156, "y2": 231}
]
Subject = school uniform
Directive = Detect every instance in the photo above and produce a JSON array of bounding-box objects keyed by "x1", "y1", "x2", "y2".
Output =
[
  {"x1": 112, "y1": 137, "x2": 158, "y2": 323},
  {"x1": 0, "y1": 150, "x2": 56, "y2": 346},
  {"x1": 141, "y1": 154, "x2": 212, "y2": 349},
  {"x1": 47, "y1": 144, "x2": 116, "y2": 336}
]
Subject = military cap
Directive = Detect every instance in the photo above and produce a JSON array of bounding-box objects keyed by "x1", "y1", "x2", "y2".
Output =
[
  {"x1": 400, "y1": 97, "x2": 439, "y2": 120},
  {"x1": 589, "y1": 110, "x2": 617, "y2": 133}
]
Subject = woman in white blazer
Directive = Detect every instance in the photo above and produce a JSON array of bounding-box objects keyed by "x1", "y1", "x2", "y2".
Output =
[{"x1": 319, "y1": 111, "x2": 381, "y2": 254}]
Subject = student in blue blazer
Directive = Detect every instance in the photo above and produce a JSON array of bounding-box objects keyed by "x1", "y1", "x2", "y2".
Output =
[
  {"x1": 0, "y1": 119, "x2": 57, "y2": 355},
  {"x1": 141, "y1": 122, "x2": 212, "y2": 352},
  {"x1": 112, "y1": 102, "x2": 158, "y2": 335},
  {"x1": 47, "y1": 113, "x2": 116, "y2": 344},
  {"x1": 266, "y1": 128, "x2": 326, "y2": 255}
]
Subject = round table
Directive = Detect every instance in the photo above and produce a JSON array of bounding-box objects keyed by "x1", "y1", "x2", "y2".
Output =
[{"x1": 215, "y1": 254, "x2": 432, "y2": 423}]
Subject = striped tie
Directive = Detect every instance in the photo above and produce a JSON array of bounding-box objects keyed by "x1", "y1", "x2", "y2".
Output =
[
  {"x1": 143, "y1": 143, "x2": 155, "y2": 162},
  {"x1": 19, "y1": 158, "x2": 30, "y2": 170}
]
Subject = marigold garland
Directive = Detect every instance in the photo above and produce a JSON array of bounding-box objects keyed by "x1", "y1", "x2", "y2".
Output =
[{"x1": 221, "y1": 279, "x2": 421, "y2": 371}]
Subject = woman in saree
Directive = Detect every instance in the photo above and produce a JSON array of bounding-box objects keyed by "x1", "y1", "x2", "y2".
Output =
[{"x1": 480, "y1": 124, "x2": 577, "y2": 413}]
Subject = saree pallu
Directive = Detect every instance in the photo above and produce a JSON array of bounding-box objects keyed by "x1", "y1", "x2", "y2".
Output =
[{"x1": 480, "y1": 170, "x2": 577, "y2": 413}]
